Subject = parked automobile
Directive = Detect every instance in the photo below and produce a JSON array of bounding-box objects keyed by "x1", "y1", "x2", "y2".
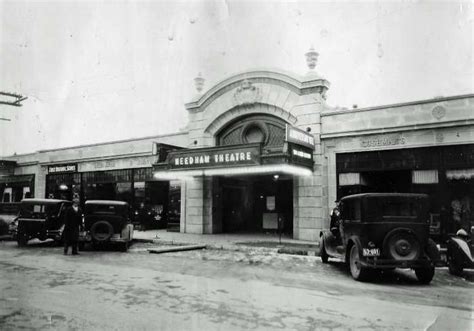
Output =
[
  {"x1": 446, "y1": 227, "x2": 474, "y2": 276},
  {"x1": 0, "y1": 202, "x2": 20, "y2": 236},
  {"x1": 320, "y1": 193, "x2": 439, "y2": 284},
  {"x1": 82, "y1": 200, "x2": 133, "y2": 251},
  {"x1": 11, "y1": 199, "x2": 71, "y2": 246}
]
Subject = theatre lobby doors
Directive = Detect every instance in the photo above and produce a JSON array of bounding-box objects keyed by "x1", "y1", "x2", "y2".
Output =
[{"x1": 219, "y1": 174, "x2": 293, "y2": 235}]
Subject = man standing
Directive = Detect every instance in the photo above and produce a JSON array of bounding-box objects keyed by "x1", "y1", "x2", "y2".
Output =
[{"x1": 63, "y1": 197, "x2": 82, "y2": 255}]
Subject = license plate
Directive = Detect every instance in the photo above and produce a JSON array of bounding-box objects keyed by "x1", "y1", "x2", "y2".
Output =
[{"x1": 363, "y1": 248, "x2": 380, "y2": 257}]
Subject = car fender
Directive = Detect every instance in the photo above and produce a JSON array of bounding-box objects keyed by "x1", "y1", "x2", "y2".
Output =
[
  {"x1": 320, "y1": 230, "x2": 332, "y2": 243},
  {"x1": 320, "y1": 230, "x2": 336, "y2": 250},
  {"x1": 344, "y1": 235, "x2": 363, "y2": 263},
  {"x1": 450, "y1": 237, "x2": 473, "y2": 263}
]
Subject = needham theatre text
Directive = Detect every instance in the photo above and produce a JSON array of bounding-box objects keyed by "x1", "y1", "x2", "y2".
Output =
[{"x1": 168, "y1": 144, "x2": 261, "y2": 170}]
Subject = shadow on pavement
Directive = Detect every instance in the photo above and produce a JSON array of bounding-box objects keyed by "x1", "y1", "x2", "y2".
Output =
[{"x1": 326, "y1": 260, "x2": 428, "y2": 285}]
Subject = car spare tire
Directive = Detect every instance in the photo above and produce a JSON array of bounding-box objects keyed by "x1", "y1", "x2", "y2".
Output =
[
  {"x1": 90, "y1": 221, "x2": 114, "y2": 242},
  {"x1": 384, "y1": 229, "x2": 421, "y2": 261}
]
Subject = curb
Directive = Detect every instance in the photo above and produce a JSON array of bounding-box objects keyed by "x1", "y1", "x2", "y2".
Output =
[
  {"x1": 277, "y1": 247, "x2": 320, "y2": 256},
  {"x1": 134, "y1": 238, "x2": 320, "y2": 255}
]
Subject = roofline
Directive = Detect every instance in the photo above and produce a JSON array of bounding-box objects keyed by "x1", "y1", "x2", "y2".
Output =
[
  {"x1": 322, "y1": 93, "x2": 474, "y2": 117},
  {"x1": 341, "y1": 193, "x2": 429, "y2": 200},
  {"x1": 37, "y1": 131, "x2": 188, "y2": 153},
  {"x1": 21, "y1": 198, "x2": 70, "y2": 204},
  {"x1": 185, "y1": 67, "x2": 330, "y2": 111},
  {"x1": 1, "y1": 131, "x2": 189, "y2": 158},
  {"x1": 85, "y1": 200, "x2": 129, "y2": 205}
]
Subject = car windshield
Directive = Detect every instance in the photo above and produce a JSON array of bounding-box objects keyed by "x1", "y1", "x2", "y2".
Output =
[
  {"x1": 20, "y1": 203, "x2": 62, "y2": 218},
  {"x1": 86, "y1": 204, "x2": 127, "y2": 215}
]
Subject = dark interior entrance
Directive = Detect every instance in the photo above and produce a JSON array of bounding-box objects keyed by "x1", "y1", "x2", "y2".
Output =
[{"x1": 221, "y1": 175, "x2": 293, "y2": 234}]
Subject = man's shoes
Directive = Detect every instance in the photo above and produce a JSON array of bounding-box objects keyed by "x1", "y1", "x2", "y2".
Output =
[
  {"x1": 72, "y1": 252, "x2": 80, "y2": 255},
  {"x1": 63, "y1": 252, "x2": 68, "y2": 255}
]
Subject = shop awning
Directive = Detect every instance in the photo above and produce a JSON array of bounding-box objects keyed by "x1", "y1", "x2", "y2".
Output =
[
  {"x1": 153, "y1": 164, "x2": 313, "y2": 180},
  {"x1": 0, "y1": 174, "x2": 34, "y2": 184},
  {"x1": 446, "y1": 169, "x2": 474, "y2": 180}
]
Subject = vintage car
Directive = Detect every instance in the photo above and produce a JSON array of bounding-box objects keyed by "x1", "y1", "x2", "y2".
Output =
[
  {"x1": 11, "y1": 199, "x2": 71, "y2": 246},
  {"x1": 82, "y1": 200, "x2": 133, "y2": 251},
  {"x1": 446, "y1": 227, "x2": 474, "y2": 276},
  {"x1": 0, "y1": 202, "x2": 20, "y2": 236},
  {"x1": 320, "y1": 193, "x2": 439, "y2": 284}
]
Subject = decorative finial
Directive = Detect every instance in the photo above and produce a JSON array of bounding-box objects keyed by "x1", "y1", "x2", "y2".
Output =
[
  {"x1": 194, "y1": 73, "x2": 205, "y2": 93},
  {"x1": 305, "y1": 46, "x2": 319, "y2": 70}
]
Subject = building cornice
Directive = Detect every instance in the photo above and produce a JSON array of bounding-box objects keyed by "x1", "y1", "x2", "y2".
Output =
[
  {"x1": 38, "y1": 152, "x2": 155, "y2": 166},
  {"x1": 37, "y1": 132, "x2": 187, "y2": 154},
  {"x1": 321, "y1": 94, "x2": 474, "y2": 117},
  {"x1": 321, "y1": 119, "x2": 474, "y2": 140}
]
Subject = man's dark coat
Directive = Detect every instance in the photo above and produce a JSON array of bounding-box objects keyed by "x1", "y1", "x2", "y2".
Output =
[{"x1": 63, "y1": 206, "x2": 82, "y2": 242}]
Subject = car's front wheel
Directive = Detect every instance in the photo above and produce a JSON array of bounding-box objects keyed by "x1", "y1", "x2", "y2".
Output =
[
  {"x1": 320, "y1": 239, "x2": 329, "y2": 263},
  {"x1": 349, "y1": 245, "x2": 370, "y2": 281},
  {"x1": 415, "y1": 266, "x2": 435, "y2": 284}
]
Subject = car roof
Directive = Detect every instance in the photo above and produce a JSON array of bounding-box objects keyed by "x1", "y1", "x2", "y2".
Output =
[
  {"x1": 85, "y1": 200, "x2": 129, "y2": 206},
  {"x1": 340, "y1": 193, "x2": 429, "y2": 201},
  {"x1": 21, "y1": 198, "x2": 70, "y2": 205}
]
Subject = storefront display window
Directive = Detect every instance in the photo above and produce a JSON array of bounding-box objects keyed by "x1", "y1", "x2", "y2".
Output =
[{"x1": 0, "y1": 175, "x2": 35, "y2": 202}]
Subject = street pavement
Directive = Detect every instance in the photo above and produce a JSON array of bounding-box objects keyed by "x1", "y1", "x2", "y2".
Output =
[{"x1": 0, "y1": 239, "x2": 472, "y2": 331}]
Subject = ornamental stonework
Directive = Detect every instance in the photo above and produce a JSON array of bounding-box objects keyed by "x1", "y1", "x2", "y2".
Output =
[
  {"x1": 435, "y1": 132, "x2": 444, "y2": 143},
  {"x1": 233, "y1": 79, "x2": 262, "y2": 106},
  {"x1": 431, "y1": 105, "x2": 446, "y2": 120}
]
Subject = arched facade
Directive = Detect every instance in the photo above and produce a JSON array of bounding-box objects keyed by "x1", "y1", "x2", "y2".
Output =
[{"x1": 155, "y1": 69, "x2": 330, "y2": 240}]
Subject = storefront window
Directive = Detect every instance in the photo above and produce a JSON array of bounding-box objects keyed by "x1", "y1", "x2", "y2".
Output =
[
  {"x1": 0, "y1": 175, "x2": 35, "y2": 202},
  {"x1": 46, "y1": 173, "x2": 81, "y2": 201},
  {"x1": 116, "y1": 182, "x2": 133, "y2": 203}
]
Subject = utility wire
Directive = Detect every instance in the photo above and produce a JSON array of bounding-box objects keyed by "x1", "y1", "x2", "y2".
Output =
[{"x1": 0, "y1": 91, "x2": 28, "y2": 107}]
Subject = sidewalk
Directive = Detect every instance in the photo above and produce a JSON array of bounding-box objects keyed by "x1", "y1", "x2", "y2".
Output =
[{"x1": 133, "y1": 229, "x2": 321, "y2": 255}]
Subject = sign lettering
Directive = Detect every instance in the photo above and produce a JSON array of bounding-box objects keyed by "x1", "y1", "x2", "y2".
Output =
[
  {"x1": 285, "y1": 125, "x2": 315, "y2": 149},
  {"x1": 292, "y1": 149, "x2": 312, "y2": 159},
  {"x1": 168, "y1": 144, "x2": 260, "y2": 170},
  {"x1": 48, "y1": 163, "x2": 77, "y2": 174},
  {"x1": 360, "y1": 135, "x2": 406, "y2": 148}
]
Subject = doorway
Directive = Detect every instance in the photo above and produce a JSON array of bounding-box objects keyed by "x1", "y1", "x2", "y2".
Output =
[{"x1": 221, "y1": 175, "x2": 293, "y2": 235}]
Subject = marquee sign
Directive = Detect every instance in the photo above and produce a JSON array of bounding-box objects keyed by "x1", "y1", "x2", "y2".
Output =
[
  {"x1": 288, "y1": 144, "x2": 314, "y2": 169},
  {"x1": 168, "y1": 144, "x2": 261, "y2": 170},
  {"x1": 285, "y1": 125, "x2": 315, "y2": 150},
  {"x1": 48, "y1": 163, "x2": 78, "y2": 174}
]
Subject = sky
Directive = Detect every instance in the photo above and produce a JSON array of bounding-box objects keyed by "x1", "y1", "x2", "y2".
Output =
[{"x1": 0, "y1": 0, "x2": 472, "y2": 156}]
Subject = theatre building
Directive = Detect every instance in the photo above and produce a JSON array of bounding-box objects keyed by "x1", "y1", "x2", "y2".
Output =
[{"x1": 1, "y1": 53, "x2": 473, "y2": 242}]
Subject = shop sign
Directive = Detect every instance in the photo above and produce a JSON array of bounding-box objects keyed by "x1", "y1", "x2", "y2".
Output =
[
  {"x1": 168, "y1": 144, "x2": 261, "y2": 170},
  {"x1": 360, "y1": 134, "x2": 406, "y2": 148},
  {"x1": 288, "y1": 144, "x2": 313, "y2": 169},
  {"x1": 285, "y1": 125, "x2": 315, "y2": 149},
  {"x1": 48, "y1": 163, "x2": 77, "y2": 174}
]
